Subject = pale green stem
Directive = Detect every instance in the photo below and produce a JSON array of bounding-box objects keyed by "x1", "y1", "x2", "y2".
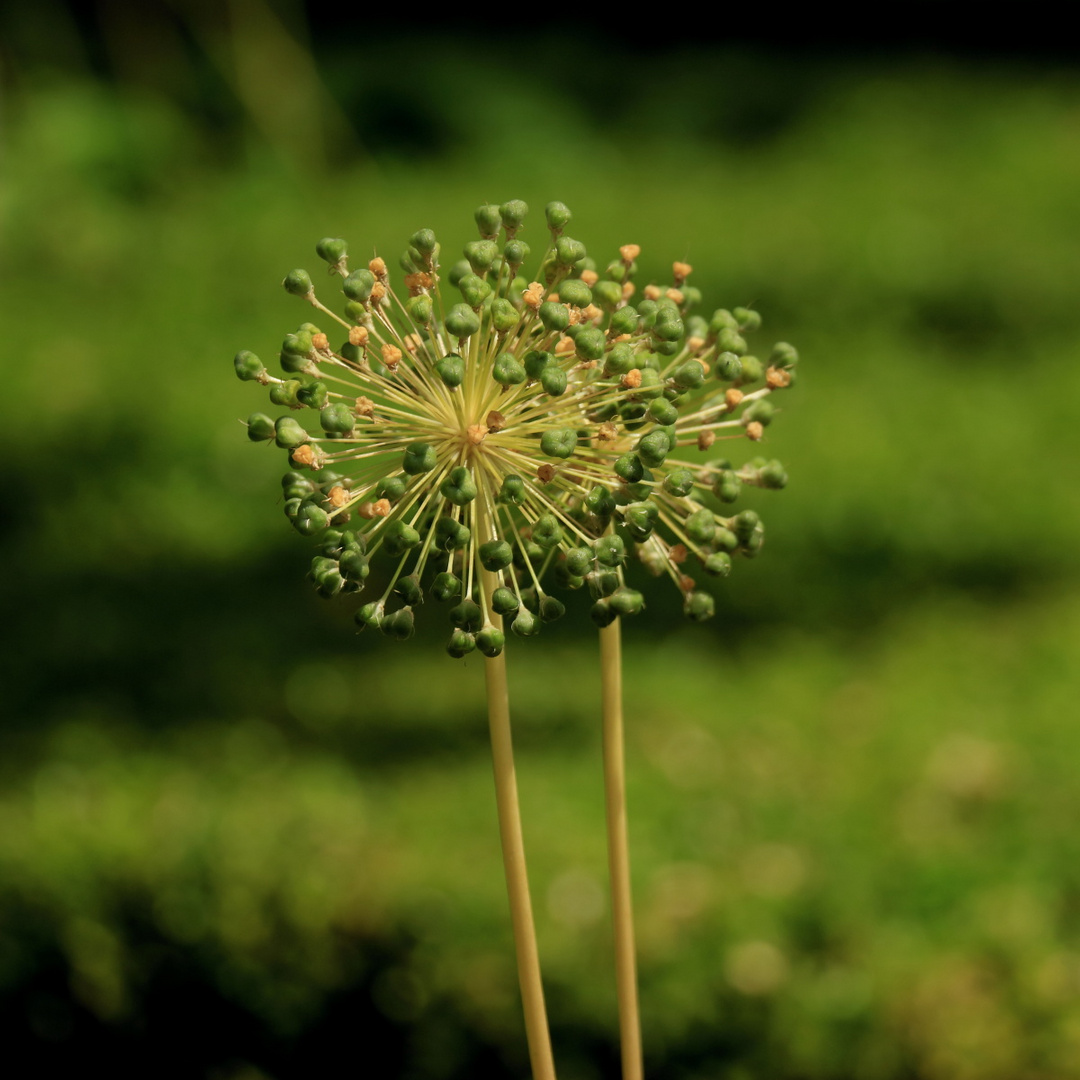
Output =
[
  {"x1": 479, "y1": 501, "x2": 557, "y2": 1080},
  {"x1": 600, "y1": 617, "x2": 643, "y2": 1080}
]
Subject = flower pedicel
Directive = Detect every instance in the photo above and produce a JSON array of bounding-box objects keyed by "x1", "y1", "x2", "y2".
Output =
[{"x1": 236, "y1": 200, "x2": 798, "y2": 653}]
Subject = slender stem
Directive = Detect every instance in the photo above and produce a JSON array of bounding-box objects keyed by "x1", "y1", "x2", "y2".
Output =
[
  {"x1": 599, "y1": 617, "x2": 643, "y2": 1080},
  {"x1": 479, "y1": 501, "x2": 557, "y2": 1080}
]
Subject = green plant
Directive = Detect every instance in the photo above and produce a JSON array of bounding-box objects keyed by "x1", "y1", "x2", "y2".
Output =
[{"x1": 233, "y1": 200, "x2": 798, "y2": 1078}]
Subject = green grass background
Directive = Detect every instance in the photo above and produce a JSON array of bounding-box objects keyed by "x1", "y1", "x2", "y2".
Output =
[{"x1": 2, "y1": 10, "x2": 1080, "y2": 1078}]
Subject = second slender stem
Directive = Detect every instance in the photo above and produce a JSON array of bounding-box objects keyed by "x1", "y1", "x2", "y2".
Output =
[{"x1": 599, "y1": 617, "x2": 643, "y2": 1080}]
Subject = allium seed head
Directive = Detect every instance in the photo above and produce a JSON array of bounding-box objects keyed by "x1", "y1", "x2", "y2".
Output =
[{"x1": 235, "y1": 202, "x2": 800, "y2": 657}]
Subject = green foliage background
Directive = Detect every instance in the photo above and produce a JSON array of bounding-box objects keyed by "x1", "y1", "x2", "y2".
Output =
[{"x1": 3, "y1": 8, "x2": 1080, "y2": 1077}]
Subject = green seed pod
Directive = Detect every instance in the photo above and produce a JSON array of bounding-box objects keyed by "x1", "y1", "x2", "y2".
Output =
[
  {"x1": 381, "y1": 606, "x2": 415, "y2": 641},
  {"x1": 734, "y1": 306, "x2": 762, "y2": 332},
  {"x1": 744, "y1": 399, "x2": 775, "y2": 427},
  {"x1": 499, "y1": 475, "x2": 525, "y2": 504},
  {"x1": 672, "y1": 361, "x2": 705, "y2": 391},
  {"x1": 503, "y1": 239, "x2": 529, "y2": 271},
  {"x1": 234, "y1": 350, "x2": 266, "y2": 381},
  {"x1": 431, "y1": 572, "x2": 462, "y2": 602},
  {"x1": 585, "y1": 484, "x2": 616, "y2": 519},
  {"x1": 624, "y1": 502, "x2": 659, "y2": 541},
  {"x1": 475, "y1": 204, "x2": 502, "y2": 239},
  {"x1": 316, "y1": 237, "x2": 348, "y2": 266},
  {"x1": 636, "y1": 430, "x2": 670, "y2": 468},
  {"x1": 540, "y1": 428, "x2": 577, "y2": 459},
  {"x1": 435, "y1": 516, "x2": 471, "y2": 551},
  {"x1": 770, "y1": 342, "x2": 799, "y2": 369},
  {"x1": 524, "y1": 350, "x2": 552, "y2": 379},
  {"x1": 410, "y1": 228, "x2": 437, "y2": 255},
  {"x1": 594, "y1": 533, "x2": 626, "y2": 567},
  {"x1": 590, "y1": 598, "x2": 617, "y2": 628},
  {"x1": 684, "y1": 591, "x2": 715, "y2": 622},
  {"x1": 293, "y1": 502, "x2": 329, "y2": 536},
  {"x1": 660, "y1": 466, "x2": 695, "y2": 494},
  {"x1": 703, "y1": 551, "x2": 732, "y2": 577},
  {"x1": 490, "y1": 297, "x2": 520, "y2": 334},
  {"x1": 448, "y1": 260, "x2": 472, "y2": 287},
  {"x1": 458, "y1": 273, "x2": 492, "y2": 309},
  {"x1": 441, "y1": 465, "x2": 477, "y2": 505},
  {"x1": 614, "y1": 453, "x2": 644, "y2": 482},
  {"x1": 737, "y1": 355, "x2": 764, "y2": 385},
  {"x1": 686, "y1": 507, "x2": 716, "y2": 545},
  {"x1": 714, "y1": 526, "x2": 739, "y2": 552},
  {"x1": 709, "y1": 309, "x2": 739, "y2": 333},
  {"x1": 340, "y1": 549, "x2": 370, "y2": 581},
  {"x1": 499, "y1": 199, "x2": 528, "y2": 233},
  {"x1": 681, "y1": 286, "x2": 702, "y2": 311},
  {"x1": 377, "y1": 476, "x2": 407, "y2": 502},
  {"x1": 532, "y1": 513, "x2": 563, "y2": 549},
  {"x1": 493, "y1": 353, "x2": 527, "y2": 386},
  {"x1": 403, "y1": 442, "x2": 438, "y2": 474},
  {"x1": 654, "y1": 339, "x2": 681, "y2": 358},
  {"x1": 343, "y1": 269, "x2": 375, "y2": 302},
  {"x1": 283, "y1": 497, "x2": 302, "y2": 520},
  {"x1": 445, "y1": 304, "x2": 481, "y2": 339},
  {"x1": 355, "y1": 601, "x2": 383, "y2": 630},
  {"x1": 609, "y1": 306, "x2": 639, "y2": 336},
  {"x1": 464, "y1": 240, "x2": 498, "y2": 275},
  {"x1": 635, "y1": 366, "x2": 664, "y2": 400},
  {"x1": 609, "y1": 587, "x2": 645, "y2": 616},
  {"x1": 450, "y1": 599, "x2": 483, "y2": 633},
  {"x1": 648, "y1": 398, "x2": 679, "y2": 426},
  {"x1": 712, "y1": 470, "x2": 741, "y2": 503},
  {"x1": 491, "y1": 587, "x2": 520, "y2": 615},
  {"x1": 246, "y1": 412, "x2": 276, "y2": 442},
  {"x1": 296, "y1": 381, "x2": 328, "y2": 409},
  {"x1": 447, "y1": 629, "x2": 477, "y2": 658},
  {"x1": 283, "y1": 470, "x2": 313, "y2": 492},
  {"x1": 574, "y1": 326, "x2": 605, "y2": 361},
  {"x1": 592, "y1": 280, "x2": 623, "y2": 311},
  {"x1": 760, "y1": 460, "x2": 788, "y2": 489},
  {"x1": 476, "y1": 627, "x2": 505, "y2": 657},
  {"x1": 435, "y1": 353, "x2": 465, "y2": 388},
  {"x1": 384, "y1": 520, "x2": 421, "y2": 556},
  {"x1": 539, "y1": 596, "x2": 565, "y2": 622},
  {"x1": 274, "y1": 416, "x2": 309, "y2": 449},
  {"x1": 588, "y1": 570, "x2": 620, "y2": 599},
  {"x1": 269, "y1": 380, "x2": 301, "y2": 407},
  {"x1": 320, "y1": 402, "x2": 355, "y2": 434},
  {"x1": 566, "y1": 547, "x2": 594, "y2": 577},
  {"x1": 715, "y1": 352, "x2": 743, "y2": 381},
  {"x1": 282, "y1": 330, "x2": 313, "y2": 358},
  {"x1": 652, "y1": 313, "x2": 685, "y2": 343},
  {"x1": 604, "y1": 343, "x2": 636, "y2": 376},
  {"x1": 555, "y1": 236, "x2": 586, "y2": 267},
  {"x1": 283, "y1": 269, "x2": 313, "y2": 297},
  {"x1": 406, "y1": 294, "x2": 433, "y2": 325},
  {"x1": 545, "y1": 201, "x2": 572, "y2": 232},
  {"x1": 511, "y1": 608, "x2": 541, "y2": 637},
  {"x1": 559, "y1": 279, "x2": 592, "y2": 308},
  {"x1": 394, "y1": 574, "x2": 423, "y2": 606},
  {"x1": 732, "y1": 510, "x2": 761, "y2": 542},
  {"x1": 716, "y1": 328, "x2": 748, "y2": 356},
  {"x1": 479, "y1": 539, "x2": 514, "y2": 571},
  {"x1": 539, "y1": 301, "x2": 570, "y2": 333},
  {"x1": 342, "y1": 301, "x2": 367, "y2": 326},
  {"x1": 540, "y1": 366, "x2": 567, "y2": 397},
  {"x1": 742, "y1": 522, "x2": 766, "y2": 557}
]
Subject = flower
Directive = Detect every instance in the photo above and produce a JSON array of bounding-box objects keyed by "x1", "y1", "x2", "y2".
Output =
[{"x1": 234, "y1": 200, "x2": 798, "y2": 657}]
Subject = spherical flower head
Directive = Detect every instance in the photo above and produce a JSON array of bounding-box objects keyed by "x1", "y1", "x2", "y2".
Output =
[{"x1": 235, "y1": 203, "x2": 800, "y2": 657}]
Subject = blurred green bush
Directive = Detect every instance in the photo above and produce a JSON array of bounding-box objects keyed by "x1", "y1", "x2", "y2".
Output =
[{"x1": 2, "y1": 11, "x2": 1080, "y2": 1077}]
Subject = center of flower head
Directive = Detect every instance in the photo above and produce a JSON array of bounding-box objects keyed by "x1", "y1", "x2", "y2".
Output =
[{"x1": 236, "y1": 200, "x2": 800, "y2": 658}]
